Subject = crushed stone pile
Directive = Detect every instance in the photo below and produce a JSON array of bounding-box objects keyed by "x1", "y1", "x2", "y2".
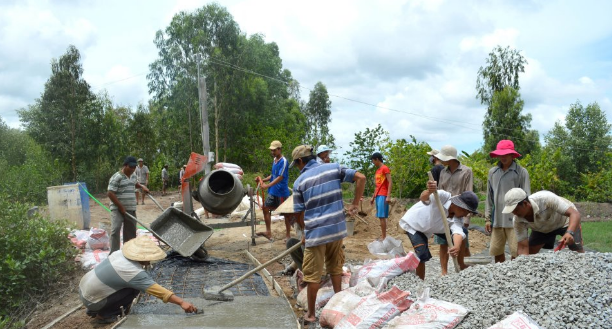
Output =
[{"x1": 390, "y1": 252, "x2": 612, "y2": 328}]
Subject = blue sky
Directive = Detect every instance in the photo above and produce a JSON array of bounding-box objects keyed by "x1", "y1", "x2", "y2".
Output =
[{"x1": 1, "y1": 0, "x2": 611, "y2": 156}]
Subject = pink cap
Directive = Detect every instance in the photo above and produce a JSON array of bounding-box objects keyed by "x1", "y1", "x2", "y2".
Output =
[{"x1": 489, "y1": 140, "x2": 521, "y2": 158}]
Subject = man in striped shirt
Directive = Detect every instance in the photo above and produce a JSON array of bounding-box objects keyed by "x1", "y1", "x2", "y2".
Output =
[
  {"x1": 291, "y1": 145, "x2": 366, "y2": 325},
  {"x1": 108, "y1": 156, "x2": 149, "y2": 254}
]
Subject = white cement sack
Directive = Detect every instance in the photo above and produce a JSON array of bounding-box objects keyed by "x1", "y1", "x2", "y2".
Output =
[
  {"x1": 296, "y1": 272, "x2": 351, "y2": 311},
  {"x1": 78, "y1": 249, "x2": 110, "y2": 270},
  {"x1": 86, "y1": 228, "x2": 109, "y2": 250},
  {"x1": 214, "y1": 162, "x2": 241, "y2": 170},
  {"x1": 335, "y1": 286, "x2": 413, "y2": 329},
  {"x1": 387, "y1": 292, "x2": 468, "y2": 329},
  {"x1": 355, "y1": 253, "x2": 420, "y2": 287},
  {"x1": 69, "y1": 229, "x2": 90, "y2": 249},
  {"x1": 320, "y1": 280, "x2": 377, "y2": 328},
  {"x1": 367, "y1": 236, "x2": 406, "y2": 259},
  {"x1": 487, "y1": 311, "x2": 544, "y2": 329}
]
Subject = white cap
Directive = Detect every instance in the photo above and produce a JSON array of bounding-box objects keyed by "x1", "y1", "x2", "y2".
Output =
[
  {"x1": 316, "y1": 145, "x2": 332, "y2": 155},
  {"x1": 502, "y1": 188, "x2": 528, "y2": 213},
  {"x1": 434, "y1": 145, "x2": 457, "y2": 161}
]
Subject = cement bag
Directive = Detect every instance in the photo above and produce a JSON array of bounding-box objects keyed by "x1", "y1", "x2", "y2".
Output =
[
  {"x1": 487, "y1": 311, "x2": 544, "y2": 329},
  {"x1": 355, "y1": 253, "x2": 420, "y2": 287},
  {"x1": 86, "y1": 228, "x2": 109, "y2": 250},
  {"x1": 218, "y1": 167, "x2": 244, "y2": 175},
  {"x1": 69, "y1": 229, "x2": 90, "y2": 249},
  {"x1": 320, "y1": 280, "x2": 377, "y2": 328},
  {"x1": 214, "y1": 162, "x2": 241, "y2": 170},
  {"x1": 335, "y1": 286, "x2": 413, "y2": 329},
  {"x1": 387, "y1": 289, "x2": 468, "y2": 328},
  {"x1": 78, "y1": 249, "x2": 110, "y2": 270},
  {"x1": 296, "y1": 271, "x2": 351, "y2": 311},
  {"x1": 367, "y1": 236, "x2": 406, "y2": 259}
]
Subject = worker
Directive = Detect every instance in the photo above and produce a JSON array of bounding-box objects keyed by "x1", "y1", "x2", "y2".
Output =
[
  {"x1": 434, "y1": 145, "x2": 473, "y2": 274},
  {"x1": 485, "y1": 140, "x2": 530, "y2": 262},
  {"x1": 400, "y1": 180, "x2": 479, "y2": 280},
  {"x1": 502, "y1": 188, "x2": 584, "y2": 255},
  {"x1": 316, "y1": 145, "x2": 332, "y2": 164},
  {"x1": 370, "y1": 152, "x2": 392, "y2": 241},
  {"x1": 426, "y1": 149, "x2": 445, "y2": 183},
  {"x1": 161, "y1": 164, "x2": 169, "y2": 196},
  {"x1": 79, "y1": 236, "x2": 197, "y2": 324},
  {"x1": 255, "y1": 140, "x2": 290, "y2": 240},
  {"x1": 134, "y1": 158, "x2": 149, "y2": 205},
  {"x1": 291, "y1": 145, "x2": 366, "y2": 325},
  {"x1": 108, "y1": 156, "x2": 149, "y2": 254}
]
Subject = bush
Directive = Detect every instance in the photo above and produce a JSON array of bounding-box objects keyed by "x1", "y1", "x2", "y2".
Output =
[{"x1": 0, "y1": 194, "x2": 78, "y2": 324}]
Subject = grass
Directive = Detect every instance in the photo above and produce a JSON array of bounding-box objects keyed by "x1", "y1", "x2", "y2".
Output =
[{"x1": 581, "y1": 221, "x2": 612, "y2": 253}]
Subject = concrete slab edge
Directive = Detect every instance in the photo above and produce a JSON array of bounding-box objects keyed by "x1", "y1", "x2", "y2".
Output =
[{"x1": 245, "y1": 250, "x2": 300, "y2": 328}]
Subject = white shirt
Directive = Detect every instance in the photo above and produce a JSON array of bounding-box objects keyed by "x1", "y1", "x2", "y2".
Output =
[{"x1": 399, "y1": 190, "x2": 465, "y2": 238}]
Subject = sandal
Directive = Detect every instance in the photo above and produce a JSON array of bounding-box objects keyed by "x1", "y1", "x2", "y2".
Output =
[
  {"x1": 280, "y1": 266, "x2": 296, "y2": 276},
  {"x1": 299, "y1": 316, "x2": 317, "y2": 328}
]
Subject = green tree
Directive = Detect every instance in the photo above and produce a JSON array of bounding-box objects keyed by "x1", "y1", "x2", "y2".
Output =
[
  {"x1": 476, "y1": 45, "x2": 527, "y2": 106},
  {"x1": 18, "y1": 45, "x2": 96, "y2": 181},
  {"x1": 343, "y1": 124, "x2": 390, "y2": 195},
  {"x1": 545, "y1": 101, "x2": 612, "y2": 191},
  {"x1": 303, "y1": 82, "x2": 335, "y2": 149},
  {"x1": 482, "y1": 86, "x2": 540, "y2": 155},
  {"x1": 384, "y1": 137, "x2": 431, "y2": 198}
]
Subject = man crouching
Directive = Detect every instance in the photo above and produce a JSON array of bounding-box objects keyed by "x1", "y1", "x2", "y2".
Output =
[{"x1": 400, "y1": 180, "x2": 479, "y2": 280}]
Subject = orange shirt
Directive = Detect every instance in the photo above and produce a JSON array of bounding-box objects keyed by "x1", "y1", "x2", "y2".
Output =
[{"x1": 375, "y1": 165, "x2": 390, "y2": 196}]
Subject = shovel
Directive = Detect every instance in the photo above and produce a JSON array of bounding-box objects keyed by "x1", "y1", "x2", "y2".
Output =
[
  {"x1": 147, "y1": 193, "x2": 165, "y2": 212},
  {"x1": 358, "y1": 198, "x2": 368, "y2": 217},
  {"x1": 204, "y1": 242, "x2": 303, "y2": 301}
]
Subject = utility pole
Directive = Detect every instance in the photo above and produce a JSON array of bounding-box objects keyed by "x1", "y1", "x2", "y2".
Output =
[{"x1": 196, "y1": 53, "x2": 212, "y2": 174}]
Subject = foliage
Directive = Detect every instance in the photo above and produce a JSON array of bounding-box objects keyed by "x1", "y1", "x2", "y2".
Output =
[
  {"x1": 343, "y1": 124, "x2": 390, "y2": 195},
  {"x1": 476, "y1": 45, "x2": 527, "y2": 106},
  {"x1": 303, "y1": 82, "x2": 335, "y2": 149},
  {"x1": 545, "y1": 101, "x2": 612, "y2": 190},
  {"x1": 0, "y1": 195, "x2": 78, "y2": 323},
  {"x1": 482, "y1": 86, "x2": 540, "y2": 156},
  {"x1": 517, "y1": 148, "x2": 562, "y2": 193},
  {"x1": 459, "y1": 150, "x2": 492, "y2": 193},
  {"x1": 578, "y1": 160, "x2": 612, "y2": 202},
  {"x1": 384, "y1": 136, "x2": 431, "y2": 198}
]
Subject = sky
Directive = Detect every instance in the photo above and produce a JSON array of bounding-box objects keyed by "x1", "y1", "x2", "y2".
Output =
[{"x1": 1, "y1": 0, "x2": 611, "y2": 156}]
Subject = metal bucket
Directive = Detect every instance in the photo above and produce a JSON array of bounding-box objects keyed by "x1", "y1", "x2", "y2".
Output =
[{"x1": 197, "y1": 170, "x2": 245, "y2": 215}]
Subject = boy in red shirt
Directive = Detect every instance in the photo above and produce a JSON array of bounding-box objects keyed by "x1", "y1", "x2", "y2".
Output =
[{"x1": 370, "y1": 152, "x2": 392, "y2": 240}]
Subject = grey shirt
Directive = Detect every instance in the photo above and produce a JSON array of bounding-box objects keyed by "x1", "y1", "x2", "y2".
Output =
[{"x1": 485, "y1": 161, "x2": 531, "y2": 228}]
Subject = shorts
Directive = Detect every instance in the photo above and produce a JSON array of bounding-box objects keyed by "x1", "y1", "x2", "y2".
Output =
[
  {"x1": 136, "y1": 184, "x2": 146, "y2": 193},
  {"x1": 489, "y1": 227, "x2": 518, "y2": 257},
  {"x1": 264, "y1": 194, "x2": 285, "y2": 210},
  {"x1": 434, "y1": 227, "x2": 468, "y2": 245},
  {"x1": 302, "y1": 239, "x2": 344, "y2": 283},
  {"x1": 375, "y1": 195, "x2": 389, "y2": 218},
  {"x1": 529, "y1": 226, "x2": 583, "y2": 252},
  {"x1": 163, "y1": 180, "x2": 169, "y2": 188},
  {"x1": 406, "y1": 231, "x2": 432, "y2": 263}
]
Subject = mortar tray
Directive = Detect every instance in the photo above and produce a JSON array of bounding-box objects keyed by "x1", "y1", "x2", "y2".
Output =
[{"x1": 149, "y1": 207, "x2": 214, "y2": 257}]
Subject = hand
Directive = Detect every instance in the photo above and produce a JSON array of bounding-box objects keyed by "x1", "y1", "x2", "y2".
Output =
[
  {"x1": 301, "y1": 236, "x2": 305, "y2": 245},
  {"x1": 143, "y1": 186, "x2": 150, "y2": 193},
  {"x1": 426, "y1": 180, "x2": 437, "y2": 193},
  {"x1": 261, "y1": 183, "x2": 268, "y2": 189},
  {"x1": 448, "y1": 245, "x2": 460, "y2": 257},
  {"x1": 255, "y1": 176, "x2": 261, "y2": 184},
  {"x1": 346, "y1": 204, "x2": 358, "y2": 216},
  {"x1": 119, "y1": 207, "x2": 126, "y2": 215},
  {"x1": 485, "y1": 222, "x2": 492, "y2": 234},
  {"x1": 560, "y1": 232, "x2": 575, "y2": 246},
  {"x1": 386, "y1": 196, "x2": 391, "y2": 204},
  {"x1": 181, "y1": 301, "x2": 197, "y2": 313},
  {"x1": 370, "y1": 197, "x2": 375, "y2": 205}
]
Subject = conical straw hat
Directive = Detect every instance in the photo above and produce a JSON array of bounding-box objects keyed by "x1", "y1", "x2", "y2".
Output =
[
  {"x1": 122, "y1": 236, "x2": 167, "y2": 262},
  {"x1": 274, "y1": 195, "x2": 295, "y2": 214}
]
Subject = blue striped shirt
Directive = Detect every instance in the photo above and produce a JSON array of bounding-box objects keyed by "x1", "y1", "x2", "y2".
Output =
[{"x1": 293, "y1": 160, "x2": 356, "y2": 247}]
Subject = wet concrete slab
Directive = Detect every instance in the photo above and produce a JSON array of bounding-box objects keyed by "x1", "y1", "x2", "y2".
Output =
[{"x1": 119, "y1": 296, "x2": 298, "y2": 328}]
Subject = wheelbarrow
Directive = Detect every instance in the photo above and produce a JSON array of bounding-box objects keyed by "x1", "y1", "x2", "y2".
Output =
[{"x1": 121, "y1": 194, "x2": 213, "y2": 260}]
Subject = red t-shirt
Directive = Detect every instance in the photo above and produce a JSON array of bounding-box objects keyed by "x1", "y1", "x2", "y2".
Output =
[{"x1": 375, "y1": 165, "x2": 390, "y2": 196}]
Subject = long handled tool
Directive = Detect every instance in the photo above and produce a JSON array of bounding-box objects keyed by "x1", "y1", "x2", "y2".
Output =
[
  {"x1": 427, "y1": 172, "x2": 461, "y2": 273},
  {"x1": 204, "y1": 242, "x2": 303, "y2": 301},
  {"x1": 147, "y1": 193, "x2": 165, "y2": 212}
]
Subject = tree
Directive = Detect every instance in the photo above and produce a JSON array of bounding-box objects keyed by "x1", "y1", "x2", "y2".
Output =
[
  {"x1": 18, "y1": 45, "x2": 96, "y2": 181},
  {"x1": 303, "y1": 82, "x2": 335, "y2": 149},
  {"x1": 545, "y1": 101, "x2": 612, "y2": 190},
  {"x1": 482, "y1": 86, "x2": 540, "y2": 155},
  {"x1": 343, "y1": 124, "x2": 390, "y2": 195},
  {"x1": 476, "y1": 45, "x2": 527, "y2": 106},
  {"x1": 384, "y1": 137, "x2": 431, "y2": 198}
]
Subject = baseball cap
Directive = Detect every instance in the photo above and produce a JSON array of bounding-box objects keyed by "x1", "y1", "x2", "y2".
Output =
[
  {"x1": 450, "y1": 191, "x2": 479, "y2": 214},
  {"x1": 124, "y1": 156, "x2": 138, "y2": 167},
  {"x1": 316, "y1": 145, "x2": 332, "y2": 155},
  {"x1": 269, "y1": 140, "x2": 282, "y2": 150},
  {"x1": 502, "y1": 188, "x2": 528, "y2": 213},
  {"x1": 290, "y1": 145, "x2": 313, "y2": 168},
  {"x1": 137, "y1": 158, "x2": 144, "y2": 162},
  {"x1": 435, "y1": 145, "x2": 457, "y2": 162}
]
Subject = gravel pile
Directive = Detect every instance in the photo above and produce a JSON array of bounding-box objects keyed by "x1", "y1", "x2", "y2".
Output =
[{"x1": 390, "y1": 252, "x2": 612, "y2": 328}]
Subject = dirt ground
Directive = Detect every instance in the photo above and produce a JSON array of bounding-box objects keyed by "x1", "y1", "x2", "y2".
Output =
[{"x1": 26, "y1": 192, "x2": 488, "y2": 328}]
